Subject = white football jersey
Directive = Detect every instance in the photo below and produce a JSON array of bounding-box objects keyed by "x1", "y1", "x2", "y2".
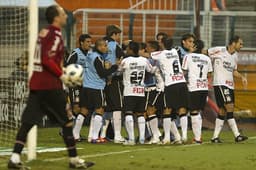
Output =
[
  {"x1": 208, "y1": 46, "x2": 237, "y2": 89},
  {"x1": 119, "y1": 56, "x2": 153, "y2": 96},
  {"x1": 182, "y1": 53, "x2": 213, "y2": 92},
  {"x1": 151, "y1": 49, "x2": 186, "y2": 86}
]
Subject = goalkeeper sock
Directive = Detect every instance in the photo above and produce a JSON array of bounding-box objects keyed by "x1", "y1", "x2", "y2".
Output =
[
  {"x1": 12, "y1": 123, "x2": 34, "y2": 155},
  {"x1": 63, "y1": 126, "x2": 77, "y2": 157},
  {"x1": 73, "y1": 113, "x2": 85, "y2": 140}
]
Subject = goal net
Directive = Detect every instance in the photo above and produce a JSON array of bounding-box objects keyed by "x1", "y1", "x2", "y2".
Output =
[{"x1": 0, "y1": 0, "x2": 29, "y2": 148}]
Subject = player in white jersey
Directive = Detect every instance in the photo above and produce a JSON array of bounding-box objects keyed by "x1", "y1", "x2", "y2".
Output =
[
  {"x1": 119, "y1": 41, "x2": 155, "y2": 145},
  {"x1": 143, "y1": 41, "x2": 164, "y2": 144},
  {"x1": 208, "y1": 35, "x2": 248, "y2": 143},
  {"x1": 182, "y1": 40, "x2": 213, "y2": 143},
  {"x1": 151, "y1": 38, "x2": 188, "y2": 144}
]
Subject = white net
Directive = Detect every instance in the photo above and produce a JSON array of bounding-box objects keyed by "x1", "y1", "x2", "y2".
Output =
[{"x1": 0, "y1": 0, "x2": 29, "y2": 147}]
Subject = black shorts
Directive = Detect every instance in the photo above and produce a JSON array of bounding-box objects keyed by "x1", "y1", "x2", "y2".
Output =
[
  {"x1": 145, "y1": 89, "x2": 164, "y2": 110},
  {"x1": 188, "y1": 91, "x2": 208, "y2": 111},
  {"x1": 68, "y1": 87, "x2": 82, "y2": 105},
  {"x1": 214, "y1": 86, "x2": 234, "y2": 108},
  {"x1": 21, "y1": 90, "x2": 69, "y2": 126},
  {"x1": 80, "y1": 87, "x2": 105, "y2": 110},
  {"x1": 164, "y1": 83, "x2": 188, "y2": 110},
  {"x1": 105, "y1": 79, "x2": 123, "y2": 111},
  {"x1": 124, "y1": 96, "x2": 145, "y2": 113}
]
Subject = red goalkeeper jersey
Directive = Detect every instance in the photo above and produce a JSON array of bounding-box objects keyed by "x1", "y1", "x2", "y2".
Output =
[{"x1": 29, "y1": 25, "x2": 64, "y2": 90}]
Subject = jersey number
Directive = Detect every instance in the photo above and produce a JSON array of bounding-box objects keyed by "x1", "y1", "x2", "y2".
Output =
[
  {"x1": 197, "y1": 64, "x2": 204, "y2": 78},
  {"x1": 130, "y1": 71, "x2": 143, "y2": 85},
  {"x1": 172, "y1": 60, "x2": 180, "y2": 75}
]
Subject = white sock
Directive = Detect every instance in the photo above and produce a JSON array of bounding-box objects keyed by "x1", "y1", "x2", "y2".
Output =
[
  {"x1": 212, "y1": 118, "x2": 224, "y2": 139},
  {"x1": 73, "y1": 114, "x2": 85, "y2": 140},
  {"x1": 69, "y1": 156, "x2": 81, "y2": 164},
  {"x1": 148, "y1": 115, "x2": 159, "y2": 139},
  {"x1": 100, "y1": 119, "x2": 110, "y2": 138},
  {"x1": 191, "y1": 114, "x2": 202, "y2": 141},
  {"x1": 10, "y1": 153, "x2": 20, "y2": 163},
  {"x1": 227, "y1": 118, "x2": 240, "y2": 137},
  {"x1": 92, "y1": 115, "x2": 102, "y2": 140},
  {"x1": 125, "y1": 115, "x2": 134, "y2": 141},
  {"x1": 163, "y1": 117, "x2": 171, "y2": 141},
  {"x1": 180, "y1": 115, "x2": 188, "y2": 141},
  {"x1": 113, "y1": 111, "x2": 122, "y2": 139},
  {"x1": 138, "y1": 116, "x2": 145, "y2": 143},
  {"x1": 170, "y1": 120, "x2": 181, "y2": 141},
  {"x1": 88, "y1": 114, "x2": 94, "y2": 140}
]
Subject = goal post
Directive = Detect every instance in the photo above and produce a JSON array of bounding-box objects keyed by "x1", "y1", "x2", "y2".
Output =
[
  {"x1": 27, "y1": 0, "x2": 38, "y2": 161},
  {"x1": 0, "y1": 0, "x2": 38, "y2": 161}
]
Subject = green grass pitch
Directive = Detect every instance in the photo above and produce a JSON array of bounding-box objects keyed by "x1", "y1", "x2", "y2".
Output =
[{"x1": 1, "y1": 127, "x2": 256, "y2": 170}]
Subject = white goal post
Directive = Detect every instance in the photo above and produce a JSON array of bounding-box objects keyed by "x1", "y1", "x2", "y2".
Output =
[
  {"x1": 27, "y1": 0, "x2": 38, "y2": 161},
  {"x1": 0, "y1": 0, "x2": 38, "y2": 161}
]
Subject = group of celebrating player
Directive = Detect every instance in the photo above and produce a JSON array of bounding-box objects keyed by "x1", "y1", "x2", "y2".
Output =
[
  {"x1": 7, "y1": 4, "x2": 248, "y2": 169},
  {"x1": 66, "y1": 23, "x2": 248, "y2": 146}
]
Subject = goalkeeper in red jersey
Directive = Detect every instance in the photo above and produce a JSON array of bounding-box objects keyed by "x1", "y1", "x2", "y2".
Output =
[{"x1": 8, "y1": 5, "x2": 94, "y2": 169}]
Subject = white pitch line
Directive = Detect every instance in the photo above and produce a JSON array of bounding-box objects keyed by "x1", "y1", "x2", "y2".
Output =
[
  {"x1": 44, "y1": 135, "x2": 256, "y2": 162},
  {"x1": 44, "y1": 148, "x2": 150, "y2": 162},
  {"x1": 0, "y1": 136, "x2": 255, "y2": 168}
]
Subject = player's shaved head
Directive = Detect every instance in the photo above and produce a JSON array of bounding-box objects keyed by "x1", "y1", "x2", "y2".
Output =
[{"x1": 95, "y1": 39, "x2": 108, "y2": 53}]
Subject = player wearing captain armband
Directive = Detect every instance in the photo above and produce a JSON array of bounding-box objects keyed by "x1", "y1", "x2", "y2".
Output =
[
  {"x1": 151, "y1": 38, "x2": 189, "y2": 144},
  {"x1": 8, "y1": 5, "x2": 94, "y2": 169},
  {"x1": 208, "y1": 35, "x2": 248, "y2": 143},
  {"x1": 118, "y1": 41, "x2": 158, "y2": 145},
  {"x1": 182, "y1": 39, "x2": 213, "y2": 144}
]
